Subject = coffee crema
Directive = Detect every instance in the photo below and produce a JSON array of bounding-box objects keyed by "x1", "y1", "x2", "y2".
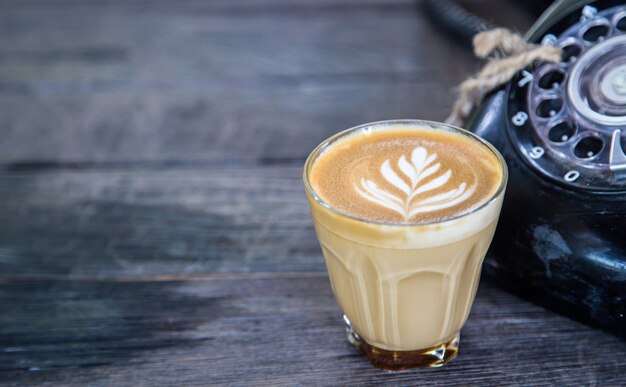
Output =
[{"x1": 309, "y1": 125, "x2": 502, "y2": 223}]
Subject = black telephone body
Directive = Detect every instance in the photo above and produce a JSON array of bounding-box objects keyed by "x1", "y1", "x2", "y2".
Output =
[{"x1": 468, "y1": 0, "x2": 626, "y2": 338}]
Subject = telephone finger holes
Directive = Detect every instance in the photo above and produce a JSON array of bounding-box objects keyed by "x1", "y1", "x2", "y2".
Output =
[
  {"x1": 574, "y1": 136, "x2": 603, "y2": 159},
  {"x1": 536, "y1": 98, "x2": 562, "y2": 118},
  {"x1": 582, "y1": 23, "x2": 610, "y2": 43},
  {"x1": 561, "y1": 44, "x2": 581, "y2": 62},
  {"x1": 548, "y1": 122, "x2": 576, "y2": 142},
  {"x1": 538, "y1": 69, "x2": 565, "y2": 89}
]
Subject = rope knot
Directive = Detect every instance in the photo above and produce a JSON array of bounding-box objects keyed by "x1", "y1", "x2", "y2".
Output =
[{"x1": 446, "y1": 28, "x2": 562, "y2": 127}]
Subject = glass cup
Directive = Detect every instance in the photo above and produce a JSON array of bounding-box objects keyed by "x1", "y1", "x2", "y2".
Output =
[{"x1": 303, "y1": 120, "x2": 508, "y2": 370}]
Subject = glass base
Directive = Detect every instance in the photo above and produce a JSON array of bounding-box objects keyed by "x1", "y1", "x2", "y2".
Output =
[{"x1": 343, "y1": 314, "x2": 460, "y2": 371}]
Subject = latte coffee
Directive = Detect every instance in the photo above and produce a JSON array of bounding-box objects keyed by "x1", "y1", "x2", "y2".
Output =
[
  {"x1": 304, "y1": 120, "x2": 507, "y2": 370},
  {"x1": 309, "y1": 126, "x2": 502, "y2": 224}
]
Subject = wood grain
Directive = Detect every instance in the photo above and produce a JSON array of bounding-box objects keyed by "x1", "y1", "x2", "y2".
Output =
[
  {"x1": 0, "y1": 166, "x2": 319, "y2": 277},
  {"x1": 1, "y1": 275, "x2": 624, "y2": 386},
  {"x1": 0, "y1": 0, "x2": 478, "y2": 164}
]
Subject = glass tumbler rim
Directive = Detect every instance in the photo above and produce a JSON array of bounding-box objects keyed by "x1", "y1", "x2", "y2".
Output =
[{"x1": 302, "y1": 119, "x2": 508, "y2": 227}]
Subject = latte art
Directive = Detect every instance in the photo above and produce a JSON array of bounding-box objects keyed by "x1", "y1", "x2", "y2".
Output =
[
  {"x1": 309, "y1": 124, "x2": 502, "y2": 223},
  {"x1": 355, "y1": 146, "x2": 476, "y2": 220}
]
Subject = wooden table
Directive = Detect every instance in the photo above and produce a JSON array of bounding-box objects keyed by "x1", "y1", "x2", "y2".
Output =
[{"x1": 1, "y1": 1, "x2": 624, "y2": 385}]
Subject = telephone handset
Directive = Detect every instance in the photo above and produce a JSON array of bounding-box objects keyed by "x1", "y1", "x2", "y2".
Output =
[{"x1": 467, "y1": 0, "x2": 626, "y2": 338}]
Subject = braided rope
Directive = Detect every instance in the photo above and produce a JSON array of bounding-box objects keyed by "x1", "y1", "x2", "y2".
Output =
[{"x1": 446, "y1": 28, "x2": 563, "y2": 127}]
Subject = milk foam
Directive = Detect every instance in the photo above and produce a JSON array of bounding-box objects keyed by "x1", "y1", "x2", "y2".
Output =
[
  {"x1": 308, "y1": 124, "x2": 502, "y2": 224},
  {"x1": 354, "y1": 146, "x2": 476, "y2": 221}
]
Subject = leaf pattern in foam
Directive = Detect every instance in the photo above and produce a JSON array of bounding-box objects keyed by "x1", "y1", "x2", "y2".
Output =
[{"x1": 354, "y1": 146, "x2": 476, "y2": 221}]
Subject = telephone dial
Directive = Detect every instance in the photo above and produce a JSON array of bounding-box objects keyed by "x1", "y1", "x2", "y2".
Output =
[{"x1": 468, "y1": 0, "x2": 626, "y2": 338}]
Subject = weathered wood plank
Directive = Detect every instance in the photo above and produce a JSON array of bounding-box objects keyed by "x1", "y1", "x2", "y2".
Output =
[
  {"x1": 0, "y1": 81, "x2": 457, "y2": 164},
  {"x1": 0, "y1": 166, "x2": 319, "y2": 277},
  {"x1": 0, "y1": 0, "x2": 480, "y2": 163},
  {"x1": 0, "y1": 275, "x2": 624, "y2": 386}
]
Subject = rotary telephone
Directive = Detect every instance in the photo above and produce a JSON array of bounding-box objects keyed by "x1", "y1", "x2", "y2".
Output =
[{"x1": 467, "y1": 0, "x2": 626, "y2": 338}]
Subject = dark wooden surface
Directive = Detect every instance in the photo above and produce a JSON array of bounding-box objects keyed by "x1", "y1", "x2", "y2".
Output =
[{"x1": 1, "y1": 0, "x2": 624, "y2": 385}]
